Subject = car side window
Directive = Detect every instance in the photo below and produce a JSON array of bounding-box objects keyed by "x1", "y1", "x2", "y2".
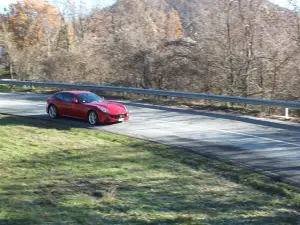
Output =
[
  {"x1": 63, "y1": 93, "x2": 75, "y2": 103},
  {"x1": 55, "y1": 93, "x2": 64, "y2": 101}
]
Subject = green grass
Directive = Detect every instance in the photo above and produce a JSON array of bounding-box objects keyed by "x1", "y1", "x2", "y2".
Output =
[
  {"x1": 0, "y1": 70, "x2": 9, "y2": 76},
  {"x1": 0, "y1": 84, "x2": 11, "y2": 92},
  {"x1": 0, "y1": 115, "x2": 300, "y2": 224},
  {"x1": 0, "y1": 84, "x2": 56, "y2": 94}
]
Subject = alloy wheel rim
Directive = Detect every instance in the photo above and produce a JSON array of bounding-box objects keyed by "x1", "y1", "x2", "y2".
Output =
[
  {"x1": 49, "y1": 106, "x2": 57, "y2": 118},
  {"x1": 89, "y1": 112, "x2": 97, "y2": 125}
]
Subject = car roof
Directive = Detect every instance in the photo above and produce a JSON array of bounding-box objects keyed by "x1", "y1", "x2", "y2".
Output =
[{"x1": 56, "y1": 90, "x2": 92, "y2": 95}]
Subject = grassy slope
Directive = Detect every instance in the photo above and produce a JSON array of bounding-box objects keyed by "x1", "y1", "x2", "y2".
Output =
[{"x1": 0, "y1": 115, "x2": 300, "y2": 224}]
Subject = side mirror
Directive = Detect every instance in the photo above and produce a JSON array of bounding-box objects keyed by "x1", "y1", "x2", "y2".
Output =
[{"x1": 72, "y1": 99, "x2": 79, "y2": 104}]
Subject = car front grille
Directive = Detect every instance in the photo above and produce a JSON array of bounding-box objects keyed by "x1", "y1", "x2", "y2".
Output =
[{"x1": 110, "y1": 114, "x2": 126, "y2": 119}]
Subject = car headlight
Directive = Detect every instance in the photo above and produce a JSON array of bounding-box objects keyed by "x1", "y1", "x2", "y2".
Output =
[{"x1": 97, "y1": 106, "x2": 110, "y2": 114}]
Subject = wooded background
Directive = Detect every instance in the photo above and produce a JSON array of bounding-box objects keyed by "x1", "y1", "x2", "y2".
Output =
[{"x1": 1, "y1": 0, "x2": 300, "y2": 102}]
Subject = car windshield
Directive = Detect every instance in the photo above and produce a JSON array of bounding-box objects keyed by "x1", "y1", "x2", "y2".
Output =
[{"x1": 77, "y1": 93, "x2": 103, "y2": 103}]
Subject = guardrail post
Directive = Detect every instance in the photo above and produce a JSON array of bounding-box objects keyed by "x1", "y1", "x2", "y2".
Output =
[{"x1": 285, "y1": 108, "x2": 290, "y2": 120}]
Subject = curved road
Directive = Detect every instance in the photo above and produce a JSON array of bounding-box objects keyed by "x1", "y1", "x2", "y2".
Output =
[{"x1": 1, "y1": 92, "x2": 300, "y2": 186}]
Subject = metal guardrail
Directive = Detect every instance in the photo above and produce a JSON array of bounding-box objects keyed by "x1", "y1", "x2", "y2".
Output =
[{"x1": 0, "y1": 80, "x2": 299, "y2": 119}]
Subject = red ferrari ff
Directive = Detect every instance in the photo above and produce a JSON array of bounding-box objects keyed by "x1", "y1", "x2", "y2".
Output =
[{"x1": 46, "y1": 91, "x2": 129, "y2": 125}]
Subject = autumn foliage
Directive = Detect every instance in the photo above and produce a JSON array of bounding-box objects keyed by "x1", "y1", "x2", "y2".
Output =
[
  {"x1": 1, "y1": 0, "x2": 300, "y2": 110},
  {"x1": 167, "y1": 8, "x2": 184, "y2": 39}
]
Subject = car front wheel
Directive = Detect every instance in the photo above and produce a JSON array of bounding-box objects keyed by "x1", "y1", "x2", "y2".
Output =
[
  {"x1": 48, "y1": 105, "x2": 58, "y2": 119},
  {"x1": 88, "y1": 111, "x2": 98, "y2": 125}
]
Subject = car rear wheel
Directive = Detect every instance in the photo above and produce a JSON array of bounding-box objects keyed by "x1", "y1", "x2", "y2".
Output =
[
  {"x1": 48, "y1": 105, "x2": 58, "y2": 119},
  {"x1": 88, "y1": 111, "x2": 98, "y2": 125}
]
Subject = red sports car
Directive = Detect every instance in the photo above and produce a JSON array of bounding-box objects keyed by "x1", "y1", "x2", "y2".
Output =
[{"x1": 46, "y1": 91, "x2": 129, "y2": 125}]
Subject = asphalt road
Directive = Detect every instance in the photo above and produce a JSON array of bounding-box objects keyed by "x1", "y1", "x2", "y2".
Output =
[{"x1": 1, "y1": 92, "x2": 300, "y2": 186}]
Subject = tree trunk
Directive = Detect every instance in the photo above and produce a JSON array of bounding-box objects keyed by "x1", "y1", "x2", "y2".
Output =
[{"x1": 9, "y1": 60, "x2": 13, "y2": 79}]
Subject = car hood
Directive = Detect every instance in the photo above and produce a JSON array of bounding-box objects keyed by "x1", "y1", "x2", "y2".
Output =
[{"x1": 86, "y1": 101, "x2": 127, "y2": 115}]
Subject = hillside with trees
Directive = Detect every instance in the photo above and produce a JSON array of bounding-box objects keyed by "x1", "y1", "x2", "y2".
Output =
[{"x1": 1, "y1": 0, "x2": 300, "y2": 102}]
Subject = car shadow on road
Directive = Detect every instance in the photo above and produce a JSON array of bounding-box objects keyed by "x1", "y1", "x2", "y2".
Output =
[
  {"x1": 0, "y1": 114, "x2": 118, "y2": 130},
  {"x1": 124, "y1": 102, "x2": 300, "y2": 132},
  {"x1": 0, "y1": 114, "x2": 78, "y2": 130}
]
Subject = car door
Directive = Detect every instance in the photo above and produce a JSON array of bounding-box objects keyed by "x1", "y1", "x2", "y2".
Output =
[
  {"x1": 62, "y1": 93, "x2": 87, "y2": 118},
  {"x1": 62, "y1": 93, "x2": 77, "y2": 117},
  {"x1": 53, "y1": 93, "x2": 67, "y2": 115},
  {"x1": 71, "y1": 94, "x2": 86, "y2": 119}
]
